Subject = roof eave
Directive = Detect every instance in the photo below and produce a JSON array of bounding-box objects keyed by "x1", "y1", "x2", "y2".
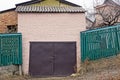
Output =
[
  {"x1": 15, "y1": 6, "x2": 86, "y2": 13},
  {"x1": 0, "y1": 8, "x2": 16, "y2": 13},
  {"x1": 16, "y1": 11, "x2": 85, "y2": 13}
]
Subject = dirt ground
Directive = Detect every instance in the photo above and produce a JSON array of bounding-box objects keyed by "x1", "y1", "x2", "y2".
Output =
[{"x1": 1, "y1": 54, "x2": 120, "y2": 80}]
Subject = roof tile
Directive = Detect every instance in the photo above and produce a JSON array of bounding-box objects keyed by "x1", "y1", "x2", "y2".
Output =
[{"x1": 16, "y1": 6, "x2": 85, "y2": 13}]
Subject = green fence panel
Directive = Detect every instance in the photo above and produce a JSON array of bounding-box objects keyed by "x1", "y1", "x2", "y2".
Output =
[
  {"x1": 81, "y1": 25, "x2": 120, "y2": 62},
  {"x1": 0, "y1": 33, "x2": 22, "y2": 66},
  {"x1": 116, "y1": 25, "x2": 120, "y2": 51}
]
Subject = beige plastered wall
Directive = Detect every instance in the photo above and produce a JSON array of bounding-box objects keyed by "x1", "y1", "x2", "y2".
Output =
[{"x1": 18, "y1": 13, "x2": 86, "y2": 75}]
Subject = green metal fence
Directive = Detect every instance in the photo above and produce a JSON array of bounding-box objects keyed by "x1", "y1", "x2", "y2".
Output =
[
  {"x1": 81, "y1": 25, "x2": 120, "y2": 62},
  {"x1": 0, "y1": 33, "x2": 22, "y2": 66}
]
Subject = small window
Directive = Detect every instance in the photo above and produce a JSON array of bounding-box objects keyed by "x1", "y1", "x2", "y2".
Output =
[{"x1": 7, "y1": 25, "x2": 17, "y2": 33}]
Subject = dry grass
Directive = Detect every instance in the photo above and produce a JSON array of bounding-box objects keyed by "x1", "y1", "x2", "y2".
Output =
[
  {"x1": 80, "y1": 54, "x2": 120, "y2": 73},
  {"x1": 80, "y1": 54, "x2": 120, "y2": 80},
  {"x1": 0, "y1": 75, "x2": 29, "y2": 80}
]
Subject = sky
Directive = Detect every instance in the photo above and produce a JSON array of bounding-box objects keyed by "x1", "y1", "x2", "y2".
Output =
[{"x1": 0, "y1": 0, "x2": 95, "y2": 11}]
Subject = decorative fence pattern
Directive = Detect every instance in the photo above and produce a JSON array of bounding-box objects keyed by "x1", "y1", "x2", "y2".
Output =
[
  {"x1": 0, "y1": 33, "x2": 22, "y2": 66},
  {"x1": 81, "y1": 25, "x2": 120, "y2": 62}
]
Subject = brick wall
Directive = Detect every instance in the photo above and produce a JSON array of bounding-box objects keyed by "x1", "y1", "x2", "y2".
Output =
[{"x1": 0, "y1": 10, "x2": 17, "y2": 33}]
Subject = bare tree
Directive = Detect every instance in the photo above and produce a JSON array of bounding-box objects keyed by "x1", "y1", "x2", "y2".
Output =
[
  {"x1": 94, "y1": 0, "x2": 120, "y2": 27},
  {"x1": 97, "y1": 6, "x2": 120, "y2": 26},
  {"x1": 114, "y1": 0, "x2": 120, "y2": 3}
]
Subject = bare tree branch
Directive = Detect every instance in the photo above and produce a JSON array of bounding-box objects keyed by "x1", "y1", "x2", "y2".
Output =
[{"x1": 94, "y1": 0, "x2": 120, "y2": 27}]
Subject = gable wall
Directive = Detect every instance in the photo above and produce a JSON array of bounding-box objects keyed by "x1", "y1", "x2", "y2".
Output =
[
  {"x1": 18, "y1": 13, "x2": 86, "y2": 74},
  {"x1": 31, "y1": 0, "x2": 72, "y2": 7}
]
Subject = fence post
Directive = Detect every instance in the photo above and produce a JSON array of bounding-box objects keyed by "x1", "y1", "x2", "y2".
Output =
[
  {"x1": 19, "y1": 65, "x2": 22, "y2": 75},
  {"x1": 115, "y1": 27, "x2": 119, "y2": 55},
  {"x1": 0, "y1": 35, "x2": 2, "y2": 66},
  {"x1": 19, "y1": 34, "x2": 22, "y2": 75}
]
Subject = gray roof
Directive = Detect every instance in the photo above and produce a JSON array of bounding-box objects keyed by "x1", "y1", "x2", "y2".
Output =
[{"x1": 16, "y1": 6, "x2": 85, "y2": 13}]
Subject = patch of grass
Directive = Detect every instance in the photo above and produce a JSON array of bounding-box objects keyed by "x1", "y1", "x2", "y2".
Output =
[{"x1": 80, "y1": 54, "x2": 120, "y2": 74}]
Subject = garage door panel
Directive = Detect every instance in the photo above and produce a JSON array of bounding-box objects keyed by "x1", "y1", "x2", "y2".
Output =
[
  {"x1": 29, "y1": 42, "x2": 54, "y2": 76},
  {"x1": 54, "y1": 42, "x2": 76, "y2": 76}
]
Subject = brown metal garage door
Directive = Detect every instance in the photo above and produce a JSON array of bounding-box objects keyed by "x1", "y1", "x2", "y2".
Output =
[{"x1": 29, "y1": 42, "x2": 76, "y2": 77}]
